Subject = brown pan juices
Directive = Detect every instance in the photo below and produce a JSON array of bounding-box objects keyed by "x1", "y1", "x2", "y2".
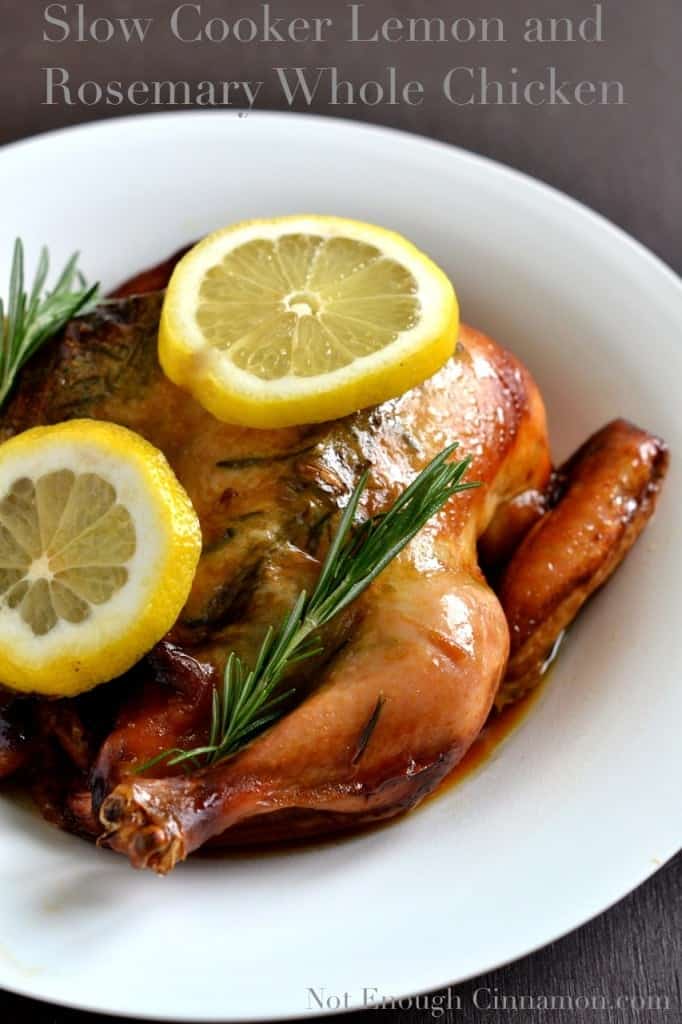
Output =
[{"x1": 0, "y1": 245, "x2": 666, "y2": 873}]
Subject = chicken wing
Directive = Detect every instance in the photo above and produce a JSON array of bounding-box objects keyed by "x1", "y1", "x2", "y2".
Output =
[
  {"x1": 0, "y1": 249, "x2": 668, "y2": 873},
  {"x1": 497, "y1": 418, "x2": 668, "y2": 705}
]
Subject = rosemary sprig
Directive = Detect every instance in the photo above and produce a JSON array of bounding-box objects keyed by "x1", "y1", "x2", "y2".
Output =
[
  {"x1": 138, "y1": 443, "x2": 478, "y2": 773},
  {"x1": 0, "y1": 240, "x2": 99, "y2": 410}
]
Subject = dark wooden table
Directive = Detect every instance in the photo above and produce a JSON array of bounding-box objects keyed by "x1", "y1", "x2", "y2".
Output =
[{"x1": 0, "y1": 1, "x2": 680, "y2": 1021}]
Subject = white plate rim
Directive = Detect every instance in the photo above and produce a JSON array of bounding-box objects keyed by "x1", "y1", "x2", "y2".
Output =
[
  {"x1": 4, "y1": 107, "x2": 682, "y2": 299},
  {"x1": 0, "y1": 110, "x2": 679, "y2": 1022}
]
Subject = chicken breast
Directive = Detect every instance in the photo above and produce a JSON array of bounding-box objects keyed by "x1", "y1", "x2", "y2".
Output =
[{"x1": 0, "y1": 255, "x2": 667, "y2": 874}]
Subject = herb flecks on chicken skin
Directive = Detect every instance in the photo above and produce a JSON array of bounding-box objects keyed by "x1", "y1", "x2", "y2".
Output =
[{"x1": 0, "y1": 251, "x2": 668, "y2": 874}]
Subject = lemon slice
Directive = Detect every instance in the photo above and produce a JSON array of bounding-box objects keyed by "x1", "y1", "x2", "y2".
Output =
[
  {"x1": 159, "y1": 216, "x2": 458, "y2": 428},
  {"x1": 0, "y1": 420, "x2": 201, "y2": 696}
]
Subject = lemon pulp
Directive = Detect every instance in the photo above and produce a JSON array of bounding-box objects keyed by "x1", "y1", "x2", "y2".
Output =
[
  {"x1": 0, "y1": 470, "x2": 135, "y2": 637},
  {"x1": 196, "y1": 235, "x2": 420, "y2": 380},
  {"x1": 0, "y1": 420, "x2": 202, "y2": 696},
  {"x1": 159, "y1": 216, "x2": 459, "y2": 428}
]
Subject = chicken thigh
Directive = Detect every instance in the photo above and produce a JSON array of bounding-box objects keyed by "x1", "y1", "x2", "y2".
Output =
[{"x1": 0, "y1": 253, "x2": 667, "y2": 873}]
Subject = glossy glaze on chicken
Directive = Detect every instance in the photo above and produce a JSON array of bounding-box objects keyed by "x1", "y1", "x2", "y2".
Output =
[{"x1": 0, "y1": 252, "x2": 668, "y2": 873}]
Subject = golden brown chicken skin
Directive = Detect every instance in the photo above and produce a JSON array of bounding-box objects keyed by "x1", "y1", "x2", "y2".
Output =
[
  {"x1": 0, "y1": 254, "x2": 667, "y2": 873},
  {"x1": 96, "y1": 319, "x2": 551, "y2": 872},
  {"x1": 498, "y1": 419, "x2": 668, "y2": 704}
]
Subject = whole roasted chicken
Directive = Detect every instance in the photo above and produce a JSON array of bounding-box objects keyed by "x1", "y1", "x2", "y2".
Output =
[{"x1": 0, "y1": 251, "x2": 668, "y2": 873}]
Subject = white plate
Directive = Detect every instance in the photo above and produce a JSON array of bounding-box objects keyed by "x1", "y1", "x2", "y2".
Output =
[{"x1": 0, "y1": 112, "x2": 680, "y2": 1022}]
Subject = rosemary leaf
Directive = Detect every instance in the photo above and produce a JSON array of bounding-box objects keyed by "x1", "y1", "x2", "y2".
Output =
[
  {"x1": 0, "y1": 240, "x2": 99, "y2": 411},
  {"x1": 136, "y1": 442, "x2": 478, "y2": 774}
]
